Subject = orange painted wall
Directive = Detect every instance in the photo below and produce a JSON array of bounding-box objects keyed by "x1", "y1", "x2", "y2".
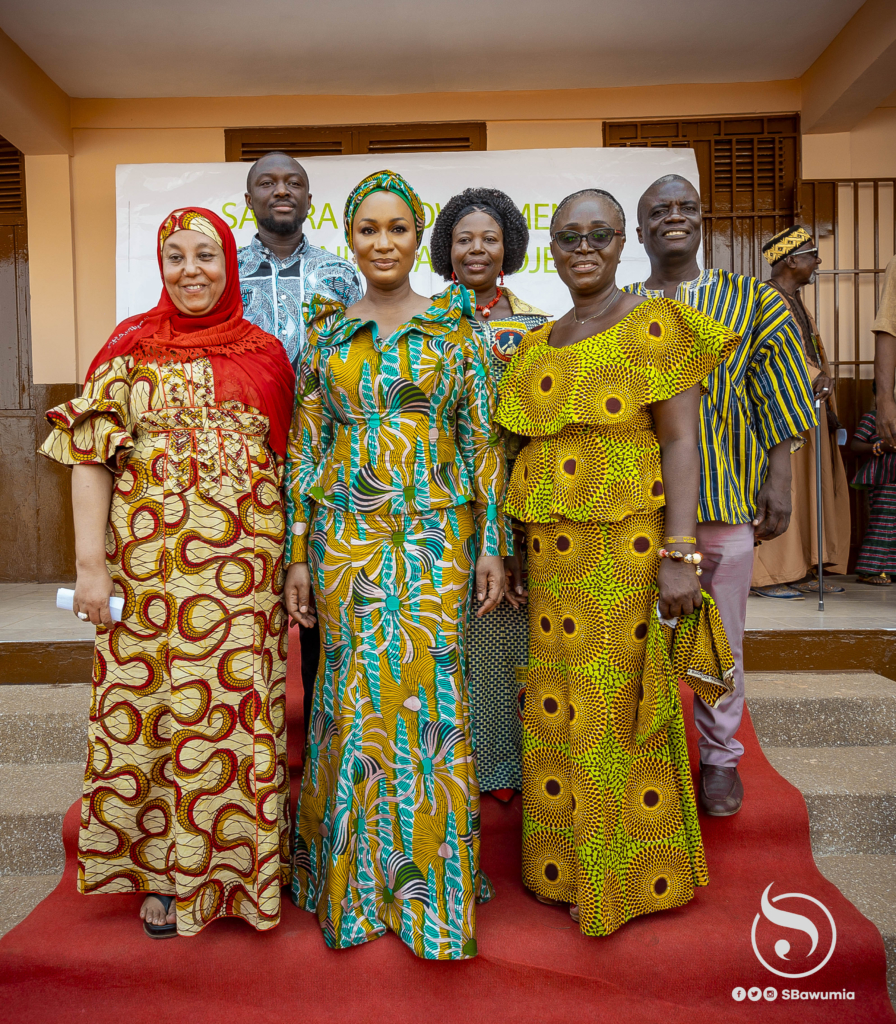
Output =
[
  {"x1": 25, "y1": 78, "x2": 895, "y2": 382},
  {"x1": 61, "y1": 80, "x2": 802, "y2": 378}
]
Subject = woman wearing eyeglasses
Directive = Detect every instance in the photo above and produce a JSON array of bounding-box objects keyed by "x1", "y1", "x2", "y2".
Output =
[{"x1": 495, "y1": 188, "x2": 738, "y2": 936}]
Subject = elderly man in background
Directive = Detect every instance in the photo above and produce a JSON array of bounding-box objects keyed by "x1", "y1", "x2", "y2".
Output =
[
  {"x1": 627, "y1": 175, "x2": 816, "y2": 817},
  {"x1": 751, "y1": 227, "x2": 850, "y2": 598},
  {"x1": 238, "y1": 151, "x2": 363, "y2": 735}
]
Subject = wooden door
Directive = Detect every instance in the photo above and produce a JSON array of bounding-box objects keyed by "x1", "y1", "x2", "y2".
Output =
[{"x1": 0, "y1": 135, "x2": 78, "y2": 582}]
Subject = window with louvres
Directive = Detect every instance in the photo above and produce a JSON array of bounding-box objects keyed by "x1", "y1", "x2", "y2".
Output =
[
  {"x1": 225, "y1": 122, "x2": 487, "y2": 161},
  {"x1": 605, "y1": 115, "x2": 800, "y2": 280}
]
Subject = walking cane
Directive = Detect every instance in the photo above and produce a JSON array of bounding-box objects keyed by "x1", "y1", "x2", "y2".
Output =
[{"x1": 814, "y1": 397, "x2": 825, "y2": 612}]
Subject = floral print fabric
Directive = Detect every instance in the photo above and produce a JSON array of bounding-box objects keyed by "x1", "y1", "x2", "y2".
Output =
[
  {"x1": 285, "y1": 285, "x2": 508, "y2": 561},
  {"x1": 292, "y1": 504, "x2": 492, "y2": 958},
  {"x1": 286, "y1": 286, "x2": 510, "y2": 959}
]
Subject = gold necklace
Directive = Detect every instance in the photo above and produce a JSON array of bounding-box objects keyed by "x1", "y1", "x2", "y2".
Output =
[{"x1": 572, "y1": 287, "x2": 620, "y2": 324}]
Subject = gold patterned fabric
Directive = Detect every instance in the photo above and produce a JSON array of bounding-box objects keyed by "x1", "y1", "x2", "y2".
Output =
[
  {"x1": 292, "y1": 504, "x2": 492, "y2": 958},
  {"x1": 497, "y1": 297, "x2": 738, "y2": 935},
  {"x1": 762, "y1": 226, "x2": 812, "y2": 266},
  {"x1": 39, "y1": 355, "x2": 289, "y2": 935},
  {"x1": 285, "y1": 286, "x2": 508, "y2": 561}
]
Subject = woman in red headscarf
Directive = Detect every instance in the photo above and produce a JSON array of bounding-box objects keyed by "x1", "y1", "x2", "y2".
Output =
[{"x1": 39, "y1": 208, "x2": 295, "y2": 939}]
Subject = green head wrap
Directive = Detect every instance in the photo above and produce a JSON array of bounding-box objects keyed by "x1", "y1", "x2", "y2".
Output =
[{"x1": 343, "y1": 169, "x2": 426, "y2": 250}]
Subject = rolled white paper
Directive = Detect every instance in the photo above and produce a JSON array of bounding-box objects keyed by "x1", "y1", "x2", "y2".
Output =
[{"x1": 56, "y1": 588, "x2": 124, "y2": 623}]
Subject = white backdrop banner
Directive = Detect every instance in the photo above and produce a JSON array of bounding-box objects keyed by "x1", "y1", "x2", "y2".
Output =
[{"x1": 116, "y1": 148, "x2": 700, "y2": 323}]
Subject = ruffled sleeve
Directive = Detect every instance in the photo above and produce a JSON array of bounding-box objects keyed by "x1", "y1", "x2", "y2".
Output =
[
  {"x1": 38, "y1": 357, "x2": 135, "y2": 471},
  {"x1": 496, "y1": 299, "x2": 740, "y2": 524},
  {"x1": 496, "y1": 298, "x2": 739, "y2": 438},
  {"x1": 453, "y1": 311, "x2": 509, "y2": 558}
]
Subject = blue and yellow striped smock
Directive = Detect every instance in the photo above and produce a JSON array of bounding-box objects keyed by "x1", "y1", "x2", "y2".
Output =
[{"x1": 626, "y1": 269, "x2": 816, "y2": 524}]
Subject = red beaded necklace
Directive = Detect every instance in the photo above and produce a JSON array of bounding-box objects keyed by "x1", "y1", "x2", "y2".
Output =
[{"x1": 476, "y1": 288, "x2": 503, "y2": 320}]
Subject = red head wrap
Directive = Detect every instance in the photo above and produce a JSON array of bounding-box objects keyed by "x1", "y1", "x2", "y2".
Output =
[{"x1": 85, "y1": 207, "x2": 295, "y2": 456}]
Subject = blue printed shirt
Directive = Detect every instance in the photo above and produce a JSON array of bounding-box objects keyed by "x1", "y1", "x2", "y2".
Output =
[{"x1": 237, "y1": 235, "x2": 363, "y2": 372}]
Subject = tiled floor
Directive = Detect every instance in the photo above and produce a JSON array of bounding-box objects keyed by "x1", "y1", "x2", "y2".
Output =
[
  {"x1": 0, "y1": 576, "x2": 893, "y2": 642},
  {"x1": 0, "y1": 583, "x2": 94, "y2": 642},
  {"x1": 746, "y1": 574, "x2": 896, "y2": 631}
]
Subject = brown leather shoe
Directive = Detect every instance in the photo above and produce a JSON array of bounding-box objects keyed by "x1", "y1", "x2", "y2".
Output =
[{"x1": 699, "y1": 763, "x2": 743, "y2": 816}]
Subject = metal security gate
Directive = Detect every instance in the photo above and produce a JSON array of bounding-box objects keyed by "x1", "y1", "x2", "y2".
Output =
[{"x1": 800, "y1": 178, "x2": 896, "y2": 565}]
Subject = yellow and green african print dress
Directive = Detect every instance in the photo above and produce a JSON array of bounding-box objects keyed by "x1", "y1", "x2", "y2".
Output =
[
  {"x1": 495, "y1": 296, "x2": 738, "y2": 935},
  {"x1": 286, "y1": 285, "x2": 508, "y2": 959}
]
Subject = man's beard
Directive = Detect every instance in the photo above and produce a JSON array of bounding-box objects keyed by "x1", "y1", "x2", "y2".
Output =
[{"x1": 258, "y1": 213, "x2": 302, "y2": 236}]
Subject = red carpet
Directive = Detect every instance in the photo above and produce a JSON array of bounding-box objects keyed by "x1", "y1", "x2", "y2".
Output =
[{"x1": 1, "y1": 629, "x2": 893, "y2": 1023}]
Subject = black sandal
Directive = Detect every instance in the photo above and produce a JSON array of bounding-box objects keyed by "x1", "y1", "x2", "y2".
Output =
[{"x1": 142, "y1": 893, "x2": 177, "y2": 939}]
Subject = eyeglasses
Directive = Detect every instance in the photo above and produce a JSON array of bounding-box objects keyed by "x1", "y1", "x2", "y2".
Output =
[
  {"x1": 793, "y1": 246, "x2": 819, "y2": 257},
  {"x1": 551, "y1": 228, "x2": 623, "y2": 252}
]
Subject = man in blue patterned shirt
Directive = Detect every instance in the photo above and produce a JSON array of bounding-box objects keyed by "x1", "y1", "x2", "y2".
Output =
[
  {"x1": 628, "y1": 174, "x2": 815, "y2": 818},
  {"x1": 238, "y1": 151, "x2": 363, "y2": 372},
  {"x1": 238, "y1": 151, "x2": 362, "y2": 732}
]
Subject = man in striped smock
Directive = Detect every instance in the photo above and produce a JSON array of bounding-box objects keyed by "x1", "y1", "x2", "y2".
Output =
[{"x1": 627, "y1": 174, "x2": 815, "y2": 816}]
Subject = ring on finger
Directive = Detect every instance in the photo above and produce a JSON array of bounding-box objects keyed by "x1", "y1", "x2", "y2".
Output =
[{"x1": 77, "y1": 611, "x2": 89, "y2": 621}]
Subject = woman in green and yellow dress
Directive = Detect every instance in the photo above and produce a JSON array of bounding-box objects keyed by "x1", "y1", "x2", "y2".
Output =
[
  {"x1": 430, "y1": 188, "x2": 550, "y2": 802},
  {"x1": 282, "y1": 171, "x2": 508, "y2": 959},
  {"x1": 496, "y1": 188, "x2": 738, "y2": 935}
]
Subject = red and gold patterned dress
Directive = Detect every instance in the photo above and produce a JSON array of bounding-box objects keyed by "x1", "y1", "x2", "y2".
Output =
[{"x1": 40, "y1": 353, "x2": 290, "y2": 935}]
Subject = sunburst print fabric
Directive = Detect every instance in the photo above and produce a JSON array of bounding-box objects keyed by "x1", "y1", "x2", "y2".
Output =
[
  {"x1": 496, "y1": 298, "x2": 738, "y2": 524},
  {"x1": 286, "y1": 285, "x2": 507, "y2": 959},
  {"x1": 495, "y1": 296, "x2": 739, "y2": 935},
  {"x1": 39, "y1": 356, "x2": 290, "y2": 935}
]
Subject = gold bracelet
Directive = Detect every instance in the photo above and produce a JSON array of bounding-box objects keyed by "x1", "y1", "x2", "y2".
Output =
[{"x1": 665, "y1": 535, "x2": 696, "y2": 545}]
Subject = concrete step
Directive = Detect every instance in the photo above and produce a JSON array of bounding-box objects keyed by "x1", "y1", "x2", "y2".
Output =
[
  {"x1": 0, "y1": 872, "x2": 63, "y2": 938},
  {"x1": 817, "y1": 855, "x2": 896, "y2": 1005},
  {"x1": 0, "y1": 684, "x2": 89, "y2": 764},
  {"x1": 0, "y1": 762, "x2": 83, "y2": 874},
  {"x1": 762, "y1": 745, "x2": 896, "y2": 856},
  {"x1": 748, "y1": 671, "x2": 896, "y2": 747}
]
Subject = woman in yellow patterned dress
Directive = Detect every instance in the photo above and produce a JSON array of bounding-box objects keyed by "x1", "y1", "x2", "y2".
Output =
[
  {"x1": 495, "y1": 189, "x2": 738, "y2": 934},
  {"x1": 39, "y1": 208, "x2": 295, "y2": 938},
  {"x1": 283, "y1": 171, "x2": 508, "y2": 959}
]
